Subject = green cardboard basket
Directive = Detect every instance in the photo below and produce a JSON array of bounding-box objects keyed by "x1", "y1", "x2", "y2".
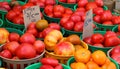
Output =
[
  {"x1": 58, "y1": 1, "x2": 77, "y2": 9},
  {"x1": 107, "y1": 48, "x2": 120, "y2": 68},
  {"x1": 25, "y1": 62, "x2": 70, "y2": 69},
  {"x1": 81, "y1": 31, "x2": 113, "y2": 54},
  {"x1": 0, "y1": 19, "x2": 3, "y2": 27},
  {"x1": 67, "y1": 57, "x2": 119, "y2": 69}
]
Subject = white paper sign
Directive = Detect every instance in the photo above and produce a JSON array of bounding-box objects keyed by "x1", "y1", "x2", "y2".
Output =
[
  {"x1": 115, "y1": 1, "x2": 120, "y2": 10},
  {"x1": 82, "y1": 9, "x2": 93, "y2": 39},
  {"x1": 23, "y1": 6, "x2": 41, "y2": 28}
]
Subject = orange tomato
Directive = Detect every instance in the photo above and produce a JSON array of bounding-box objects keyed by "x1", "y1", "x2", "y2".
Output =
[
  {"x1": 74, "y1": 48, "x2": 91, "y2": 63},
  {"x1": 92, "y1": 50, "x2": 107, "y2": 65},
  {"x1": 102, "y1": 62, "x2": 116, "y2": 69},
  {"x1": 70, "y1": 62, "x2": 87, "y2": 69},
  {"x1": 86, "y1": 61, "x2": 99, "y2": 69}
]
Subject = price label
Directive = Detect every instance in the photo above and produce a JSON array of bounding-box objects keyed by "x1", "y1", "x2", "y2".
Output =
[
  {"x1": 23, "y1": 6, "x2": 41, "y2": 28},
  {"x1": 115, "y1": 0, "x2": 120, "y2": 10},
  {"x1": 82, "y1": 9, "x2": 93, "y2": 39}
]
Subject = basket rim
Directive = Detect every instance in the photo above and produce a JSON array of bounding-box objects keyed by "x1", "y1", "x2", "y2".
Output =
[
  {"x1": 107, "y1": 48, "x2": 120, "y2": 65},
  {"x1": 45, "y1": 50, "x2": 73, "y2": 58},
  {"x1": 0, "y1": 47, "x2": 45, "y2": 62},
  {"x1": 0, "y1": 19, "x2": 3, "y2": 27},
  {"x1": 94, "y1": 22, "x2": 117, "y2": 27}
]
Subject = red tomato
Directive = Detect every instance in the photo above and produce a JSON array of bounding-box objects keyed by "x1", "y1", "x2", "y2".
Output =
[
  {"x1": 40, "y1": 58, "x2": 59, "y2": 67},
  {"x1": 62, "y1": 14, "x2": 71, "y2": 18},
  {"x1": 93, "y1": 15, "x2": 101, "y2": 23},
  {"x1": 0, "y1": 50, "x2": 12, "y2": 59},
  {"x1": 4, "y1": 41, "x2": 20, "y2": 55},
  {"x1": 55, "y1": 64, "x2": 63, "y2": 69},
  {"x1": 20, "y1": 33, "x2": 36, "y2": 44},
  {"x1": 47, "y1": 13, "x2": 53, "y2": 17},
  {"x1": 36, "y1": 2, "x2": 45, "y2": 8},
  {"x1": 111, "y1": 53, "x2": 120, "y2": 64},
  {"x1": 73, "y1": 22, "x2": 84, "y2": 32},
  {"x1": 13, "y1": 10, "x2": 21, "y2": 15},
  {"x1": 83, "y1": 37, "x2": 93, "y2": 45},
  {"x1": 76, "y1": 7, "x2": 86, "y2": 12},
  {"x1": 70, "y1": 14, "x2": 81, "y2": 23},
  {"x1": 12, "y1": 5, "x2": 22, "y2": 12},
  {"x1": 60, "y1": 17, "x2": 70, "y2": 26},
  {"x1": 16, "y1": 43, "x2": 36, "y2": 59},
  {"x1": 45, "y1": 0, "x2": 56, "y2": 5},
  {"x1": 22, "y1": 3, "x2": 34, "y2": 10},
  {"x1": 42, "y1": 28, "x2": 54, "y2": 38},
  {"x1": 81, "y1": 15, "x2": 86, "y2": 21},
  {"x1": 104, "y1": 31, "x2": 117, "y2": 38},
  {"x1": 40, "y1": 65, "x2": 54, "y2": 69},
  {"x1": 101, "y1": 10, "x2": 112, "y2": 22},
  {"x1": 91, "y1": 33, "x2": 104, "y2": 44},
  {"x1": 64, "y1": 8, "x2": 73, "y2": 14},
  {"x1": 93, "y1": 43, "x2": 104, "y2": 48},
  {"x1": 33, "y1": 40, "x2": 45, "y2": 54},
  {"x1": 86, "y1": 2, "x2": 97, "y2": 11},
  {"x1": 59, "y1": 0, "x2": 66, "y2": 2},
  {"x1": 48, "y1": 23, "x2": 60, "y2": 30},
  {"x1": 67, "y1": 0, "x2": 76, "y2": 3},
  {"x1": 93, "y1": 7, "x2": 104, "y2": 15},
  {"x1": 44, "y1": 5, "x2": 53, "y2": 15},
  {"x1": 53, "y1": 11, "x2": 62, "y2": 18},
  {"x1": 112, "y1": 16, "x2": 120, "y2": 25},
  {"x1": 103, "y1": 21, "x2": 113, "y2": 25},
  {"x1": 78, "y1": 0, "x2": 88, "y2": 7},
  {"x1": 104, "y1": 36, "x2": 120, "y2": 47},
  {"x1": 27, "y1": 22, "x2": 36, "y2": 30},
  {"x1": 26, "y1": 28, "x2": 38, "y2": 37},
  {"x1": 74, "y1": 11, "x2": 85, "y2": 16},
  {"x1": 53, "y1": 5, "x2": 65, "y2": 13},
  {"x1": 111, "y1": 45, "x2": 120, "y2": 55},
  {"x1": 12, "y1": 17, "x2": 24, "y2": 25},
  {"x1": 28, "y1": 0, "x2": 38, "y2": 4},
  {"x1": 9, "y1": 33, "x2": 20, "y2": 42},
  {"x1": 6, "y1": 10, "x2": 17, "y2": 21},
  {"x1": 63, "y1": 21, "x2": 74, "y2": 30},
  {"x1": 95, "y1": 0, "x2": 103, "y2": 7}
]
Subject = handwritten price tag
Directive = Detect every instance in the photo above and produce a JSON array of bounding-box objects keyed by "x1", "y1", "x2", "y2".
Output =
[
  {"x1": 23, "y1": 6, "x2": 41, "y2": 28},
  {"x1": 115, "y1": 0, "x2": 120, "y2": 10},
  {"x1": 82, "y1": 9, "x2": 93, "y2": 39}
]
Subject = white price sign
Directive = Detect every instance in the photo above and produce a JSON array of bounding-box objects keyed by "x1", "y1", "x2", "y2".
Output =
[
  {"x1": 82, "y1": 9, "x2": 94, "y2": 39},
  {"x1": 23, "y1": 6, "x2": 41, "y2": 28}
]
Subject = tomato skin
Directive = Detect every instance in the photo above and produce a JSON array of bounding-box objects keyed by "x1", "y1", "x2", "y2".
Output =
[
  {"x1": 83, "y1": 37, "x2": 93, "y2": 45},
  {"x1": 86, "y1": 2, "x2": 97, "y2": 11},
  {"x1": 22, "y1": 3, "x2": 34, "y2": 10},
  {"x1": 67, "y1": 0, "x2": 76, "y2": 3},
  {"x1": 70, "y1": 15, "x2": 81, "y2": 23},
  {"x1": 93, "y1": 15, "x2": 101, "y2": 23},
  {"x1": 93, "y1": 7, "x2": 104, "y2": 15},
  {"x1": 40, "y1": 65, "x2": 54, "y2": 69},
  {"x1": 53, "y1": 11, "x2": 62, "y2": 18},
  {"x1": 60, "y1": 17, "x2": 70, "y2": 26},
  {"x1": 91, "y1": 33, "x2": 104, "y2": 44},
  {"x1": 45, "y1": 0, "x2": 56, "y2": 6},
  {"x1": 64, "y1": 8, "x2": 73, "y2": 14},
  {"x1": 103, "y1": 21, "x2": 113, "y2": 25},
  {"x1": 0, "y1": 50, "x2": 12, "y2": 59},
  {"x1": 111, "y1": 46, "x2": 120, "y2": 55},
  {"x1": 104, "y1": 31, "x2": 117, "y2": 38},
  {"x1": 59, "y1": 0, "x2": 66, "y2": 2},
  {"x1": 53, "y1": 5, "x2": 65, "y2": 13},
  {"x1": 104, "y1": 36, "x2": 120, "y2": 47},
  {"x1": 63, "y1": 21, "x2": 74, "y2": 30},
  {"x1": 93, "y1": 43, "x2": 104, "y2": 47},
  {"x1": 48, "y1": 23, "x2": 60, "y2": 30},
  {"x1": 40, "y1": 58, "x2": 59, "y2": 67},
  {"x1": 6, "y1": 10, "x2": 17, "y2": 21},
  {"x1": 95, "y1": 0, "x2": 103, "y2": 7},
  {"x1": 111, "y1": 53, "x2": 120, "y2": 64},
  {"x1": 12, "y1": 17, "x2": 24, "y2": 25},
  {"x1": 118, "y1": 24, "x2": 120, "y2": 32},
  {"x1": 55, "y1": 64, "x2": 63, "y2": 69},
  {"x1": 112, "y1": 16, "x2": 120, "y2": 25},
  {"x1": 78, "y1": 0, "x2": 88, "y2": 7},
  {"x1": 73, "y1": 22, "x2": 84, "y2": 32},
  {"x1": 101, "y1": 10, "x2": 112, "y2": 22},
  {"x1": 44, "y1": 5, "x2": 53, "y2": 15}
]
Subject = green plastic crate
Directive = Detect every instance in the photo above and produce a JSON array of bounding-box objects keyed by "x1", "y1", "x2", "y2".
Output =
[
  {"x1": 25, "y1": 62, "x2": 70, "y2": 69},
  {"x1": 67, "y1": 57, "x2": 119, "y2": 69},
  {"x1": 80, "y1": 31, "x2": 113, "y2": 54}
]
